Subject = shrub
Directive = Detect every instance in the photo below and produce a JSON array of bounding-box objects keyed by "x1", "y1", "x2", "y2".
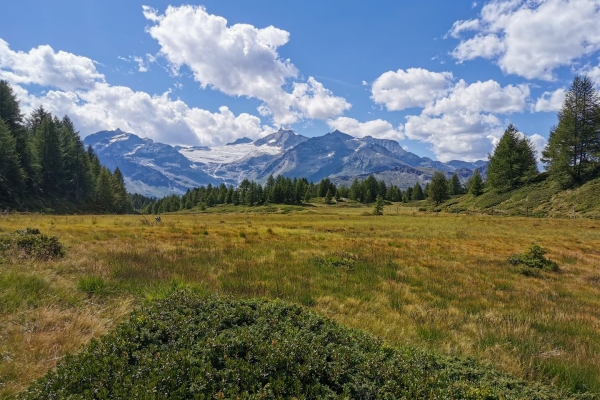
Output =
[
  {"x1": 509, "y1": 243, "x2": 559, "y2": 272},
  {"x1": 23, "y1": 291, "x2": 584, "y2": 399},
  {"x1": 0, "y1": 228, "x2": 64, "y2": 260}
]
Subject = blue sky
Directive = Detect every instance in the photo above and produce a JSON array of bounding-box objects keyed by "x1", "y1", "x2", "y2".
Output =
[{"x1": 1, "y1": 0, "x2": 600, "y2": 162}]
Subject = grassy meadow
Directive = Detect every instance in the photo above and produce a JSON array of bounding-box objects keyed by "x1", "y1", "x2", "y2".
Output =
[{"x1": 1, "y1": 202, "x2": 600, "y2": 397}]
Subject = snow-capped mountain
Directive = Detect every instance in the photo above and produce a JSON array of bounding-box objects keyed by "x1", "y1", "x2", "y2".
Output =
[{"x1": 83, "y1": 127, "x2": 487, "y2": 197}]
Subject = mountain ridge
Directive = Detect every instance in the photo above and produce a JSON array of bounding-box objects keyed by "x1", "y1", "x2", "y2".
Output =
[{"x1": 83, "y1": 127, "x2": 487, "y2": 197}]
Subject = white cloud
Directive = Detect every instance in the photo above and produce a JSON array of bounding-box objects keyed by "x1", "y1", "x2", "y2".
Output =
[
  {"x1": 534, "y1": 88, "x2": 566, "y2": 112},
  {"x1": 581, "y1": 64, "x2": 600, "y2": 86},
  {"x1": 20, "y1": 82, "x2": 272, "y2": 146},
  {"x1": 0, "y1": 39, "x2": 104, "y2": 91},
  {"x1": 423, "y1": 79, "x2": 529, "y2": 115},
  {"x1": 449, "y1": 0, "x2": 600, "y2": 80},
  {"x1": 143, "y1": 5, "x2": 348, "y2": 124},
  {"x1": 371, "y1": 68, "x2": 454, "y2": 111},
  {"x1": 529, "y1": 133, "x2": 547, "y2": 162},
  {"x1": 403, "y1": 112, "x2": 503, "y2": 162},
  {"x1": 447, "y1": 19, "x2": 480, "y2": 38},
  {"x1": 0, "y1": 39, "x2": 272, "y2": 146},
  {"x1": 326, "y1": 117, "x2": 404, "y2": 140},
  {"x1": 372, "y1": 67, "x2": 530, "y2": 161}
]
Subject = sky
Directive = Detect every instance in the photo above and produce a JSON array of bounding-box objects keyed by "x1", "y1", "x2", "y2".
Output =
[{"x1": 1, "y1": 0, "x2": 600, "y2": 162}]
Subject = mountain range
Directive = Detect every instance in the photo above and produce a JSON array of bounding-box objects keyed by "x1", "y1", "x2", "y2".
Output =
[{"x1": 83, "y1": 128, "x2": 487, "y2": 198}]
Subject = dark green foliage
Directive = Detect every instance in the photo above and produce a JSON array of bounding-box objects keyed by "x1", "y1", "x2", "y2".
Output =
[
  {"x1": 468, "y1": 169, "x2": 485, "y2": 196},
  {"x1": 449, "y1": 173, "x2": 462, "y2": 195},
  {"x1": 542, "y1": 75, "x2": 600, "y2": 187},
  {"x1": 0, "y1": 120, "x2": 25, "y2": 205},
  {"x1": 487, "y1": 124, "x2": 538, "y2": 191},
  {"x1": 24, "y1": 292, "x2": 588, "y2": 399},
  {"x1": 412, "y1": 182, "x2": 425, "y2": 200},
  {"x1": 0, "y1": 81, "x2": 133, "y2": 213},
  {"x1": 373, "y1": 195, "x2": 384, "y2": 215},
  {"x1": 509, "y1": 244, "x2": 559, "y2": 272},
  {"x1": 429, "y1": 171, "x2": 449, "y2": 206},
  {"x1": 0, "y1": 228, "x2": 64, "y2": 260}
]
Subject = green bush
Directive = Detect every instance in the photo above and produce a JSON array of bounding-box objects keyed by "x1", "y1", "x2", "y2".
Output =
[
  {"x1": 0, "y1": 228, "x2": 64, "y2": 260},
  {"x1": 23, "y1": 291, "x2": 590, "y2": 399},
  {"x1": 509, "y1": 243, "x2": 559, "y2": 272}
]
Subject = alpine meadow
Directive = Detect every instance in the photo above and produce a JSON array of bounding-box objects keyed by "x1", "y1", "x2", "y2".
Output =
[{"x1": 2, "y1": 1, "x2": 600, "y2": 398}]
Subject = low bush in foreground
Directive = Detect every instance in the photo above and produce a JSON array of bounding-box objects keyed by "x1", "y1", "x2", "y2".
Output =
[
  {"x1": 23, "y1": 291, "x2": 591, "y2": 399},
  {"x1": 0, "y1": 228, "x2": 64, "y2": 260}
]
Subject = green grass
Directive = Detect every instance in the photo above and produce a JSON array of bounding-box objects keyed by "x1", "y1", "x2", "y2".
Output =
[{"x1": 0, "y1": 205, "x2": 599, "y2": 397}]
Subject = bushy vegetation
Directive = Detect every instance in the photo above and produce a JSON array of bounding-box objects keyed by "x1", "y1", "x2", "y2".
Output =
[
  {"x1": 0, "y1": 228, "x2": 64, "y2": 260},
  {"x1": 23, "y1": 291, "x2": 588, "y2": 399},
  {"x1": 509, "y1": 243, "x2": 559, "y2": 272}
]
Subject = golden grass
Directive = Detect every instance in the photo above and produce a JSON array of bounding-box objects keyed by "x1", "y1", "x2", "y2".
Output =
[{"x1": 1, "y1": 204, "x2": 600, "y2": 396}]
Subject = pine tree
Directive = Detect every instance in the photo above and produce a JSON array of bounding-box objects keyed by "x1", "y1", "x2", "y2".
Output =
[
  {"x1": 412, "y1": 182, "x2": 424, "y2": 200},
  {"x1": 429, "y1": 171, "x2": 449, "y2": 206},
  {"x1": 34, "y1": 117, "x2": 64, "y2": 196},
  {"x1": 95, "y1": 167, "x2": 114, "y2": 212},
  {"x1": 112, "y1": 167, "x2": 131, "y2": 213},
  {"x1": 373, "y1": 195, "x2": 384, "y2": 215},
  {"x1": 542, "y1": 75, "x2": 600, "y2": 186},
  {"x1": 0, "y1": 120, "x2": 25, "y2": 206},
  {"x1": 449, "y1": 173, "x2": 462, "y2": 195},
  {"x1": 468, "y1": 169, "x2": 484, "y2": 196},
  {"x1": 325, "y1": 188, "x2": 333, "y2": 204},
  {"x1": 487, "y1": 124, "x2": 537, "y2": 191}
]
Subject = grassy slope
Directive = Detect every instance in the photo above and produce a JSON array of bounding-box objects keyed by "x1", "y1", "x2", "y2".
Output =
[
  {"x1": 0, "y1": 206, "x2": 599, "y2": 397},
  {"x1": 443, "y1": 175, "x2": 600, "y2": 218}
]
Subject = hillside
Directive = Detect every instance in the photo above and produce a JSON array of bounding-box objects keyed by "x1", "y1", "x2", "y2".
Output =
[
  {"x1": 443, "y1": 175, "x2": 600, "y2": 218},
  {"x1": 23, "y1": 292, "x2": 589, "y2": 399}
]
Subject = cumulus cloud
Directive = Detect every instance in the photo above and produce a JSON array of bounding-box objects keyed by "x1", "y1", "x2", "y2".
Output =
[
  {"x1": 371, "y1": 68, "x2": 454, "y2": 111},
  {"x1": 143, "y1": 5, "x2": 349, "y2": 124},
  {"x1": 20, "y1": 83, "x2": 272, "y2": 146},
  {"x1": 422, "y1": 79, "x2": 529, "y2": 115},
  {"x1": 0, "y1": 39, "x2": 104, "y2": 91},
  {"x1": 449, "y1": 0, "x2": 600, "y2": 80},
  {"x1": 326, "y1": 117, "x2": 404, "y2": 140},
  {"x1": 403, "y1": 112, "x2": 503, "y2": 162},
  {"x1": 534, "y1": 88, "x2": 566, "y2": 112},
  {"x1": 370, "y1": 66, "x2": 531, "y2": 160},
  {"x1": 0, "y1": 40, "x2": 272, "y2": 146}
]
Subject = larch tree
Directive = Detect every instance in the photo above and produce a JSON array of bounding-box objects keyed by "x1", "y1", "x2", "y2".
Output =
[{"x1": 542, "y1": 75, "x2": 600, "y2": 186}]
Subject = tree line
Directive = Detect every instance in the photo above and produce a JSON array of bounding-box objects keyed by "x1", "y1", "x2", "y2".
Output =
[{"x1": 0, "y1": 80, "x2": 133, "y2": 213}]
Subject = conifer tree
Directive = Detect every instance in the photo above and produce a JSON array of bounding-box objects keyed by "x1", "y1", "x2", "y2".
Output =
[
  {"x1": 34, "y1": 117, "x2": 64, "y2": 195},
  {"x1": 468, "y1": 169, "x2": 484, "y2": 196},
  {"x1": 449, "y1": 173, "x2": 462, "y2": 195},
  {"x1": 542, "y1": 75, "x2": 600, "y2": 186},
  {"x1": 412, "y1": 182, "x2": 424, "y2": 200},
  {"x1": 429, "y1": 171, "x2": 449, "y2": 206},
  {"x1": 373, "y1": 195, "x2": 384, "y2": 215},
  {"x1": 0, "y1": 120, "x2": 25, "y2": 206},
  {"x1": 487, "y1": 124, "x2": 537, "y2": 191}
]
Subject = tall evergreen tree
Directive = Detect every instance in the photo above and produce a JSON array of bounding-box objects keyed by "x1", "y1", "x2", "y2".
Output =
[
  {"x1": 412, "y1": 182, "x2": 424, "y2": 200},
  {"x1": 428, "y1": 171, "x2": 449, "y2": 206},
  {"x1": 112, "y1": 167, "x2": 131, "y2": 213},
  {"x1": 95, "y1": 167, "x2": 114, "y2": 212},
  {"x1": 0, "y1": 120, "x2": 25, "y2": 206},
  {"x1": 468, "y1": 169, "x2": 484, "y2": 196},
  {"x1": 34, "y1": 117, "x2": 64, "y2": 196},
  {"x1": 542, "y1": 75, "x2": 600, "y2": 186},
  {"x1": 449, "y1": 173, "x2": 462, "y2": 195},
  {"x1": 487, "y1": 124, "x2": 537, "y2": 191}
]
